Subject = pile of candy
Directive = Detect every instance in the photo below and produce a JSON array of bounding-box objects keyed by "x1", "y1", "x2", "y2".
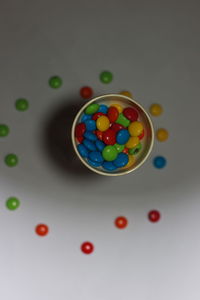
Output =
[{"x1": 75, "y1": 102, "x2": 145, "y2": 172}]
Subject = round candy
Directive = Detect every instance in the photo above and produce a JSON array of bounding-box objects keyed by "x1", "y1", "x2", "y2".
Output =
[
  {"x1": 102, "y1": 129, "x2": 116, "y2": 145},
  {"x1": 87, "y1": 159, "x2": 102, "y2": 167},
  {"x1": 129, "y1": 143, "x2": 142, "y2": 155},
  {"x1": 77, "y1": 144, "x2": 89, "y2": 158},
  {"x1": 85, "y1": 103, "x2": 99, "y2": 115},
  {"x1": 96, "y1": 116, "x2": 110, "y2": 132},
  {"x1": 81, "y1": 114, "x2": 91, "y2": 122},
  {"x1": 114, "y1": 143, "x2": 125, "y2": 153},
  {"x1": 85, "y1": 119, "x2": 96, "y2": 131},
  {"x1": 102, "y1": 145, "x2": 118, "y2": 161},
  {"x1": 80, "y1": 86, "x2": 93, "y2": 99},
  {"x1": 113, "y1": 152, "x2": 128, "y2": 167},
  {"x1": 83, "y1": 139, "x2": 97, "y2": 151},
  {"x1": 84, "y1": 131, "x2": 97, "y2": 141},
  {"x1": 108, "y1": 106, "x2": 119, "y2": 123},
  {"x1": 149, "y1": 103, "x2": 163, "y2": 116},
  {"x1": 123, "y1": 154, "x2": 136, "y2": 168},
  {"x1": 111, "y1": 104, "x2": 123, "y2": 113},
  {"x1": 89, "y1": 151, "x2": 104, "y2": 163},
  {"x1": 100, "y1": 71, "x2": 113, "y2": 84},
  {"x1": 116, "y1": 129, "x2": 130, "y2": 145},
  {"x1": 156, "y1": 128, "x2": 169, "y2": 142},
  {"x1": 128, "y1": 121, "x2": 143, "y2": 137},
  {"x1": 0, "y1": 124, "x2": 9, "y2": 137},
  {"x1": 110, "y1": 123, "x2": 125, "y2": 132},
  {"x1": 35, "y1": 224, "x2": 49, "y2": 236},
  {"x1": 119, "y1": 91, "x2": 133, "y2": 98},
  {"x1": 102, "y1": 161, "x2": 117, "y2": 171},
  {"x1": 115, "y1": 216, "x2": 128, "y2": 229},
  {"x1": 75, "y1": 122, "x2": 86, "y2": 137},
  {"x1": 81, "y1": 241, "x2": 94, "y2": 254},
  {"x1": 92, "y1": 112, "x2": 105, "y2": 120},
  {"x1": 123, "y1": 107, "x2": 138, "y2": 122},
  {"x1": 148, "y1": 210, "x2": 161, "y2": 222},
  {"x1": 95, "y1": 130, "x2": 103, "y2": 140},
  {"x1": 122, "y1": 147, "x2": 129, "y2": 154},
  {"x1": 153, "y1": 156, "x2": 167, "y2": 169},
  {"x1": 95, "y1": 140, "x2": 105, "y2": 151},
  {"x1": 116, "y1": 113, "x2": 130, "y2": 128},
  {"x1": 49, "y1": 76, "x2": 62, "y2": 88},
  {"x1": 125, "y1": 136, "x2": 139, "y2": 149},
  {"x1": 138, "y1": 129, "x2": 145, "y2": 140},
  {"x1": 5, "y1": 154, "x2": 18, "y2": 167},
  {"x1": 76, "y1": 136, "x2": 84, "y2": 143},
  {"x1": 15, "y1": 98, "x2": 29, "y2": 111},
  {"x1": 98, "y1": 104, "x2": 108, "y2": 114},
  {"x1": 6, "y1": 197, "x2": 20, "y2": 210}
]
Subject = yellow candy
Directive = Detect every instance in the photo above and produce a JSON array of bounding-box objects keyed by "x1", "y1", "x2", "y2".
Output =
[
  {"x1": 156, "y1": 128, "x2": 169, "y2": 142},
  {"x1": 96, "y1": 116, "x2": 110, "y2": 132},
  {"x1": 149, "y1": 104, "x2": 163, "y2": 116},
  {"x1": 119, "y1": 91, "x2": 133, "y2": 98},
  {"x1": 128, "y1": 121, "x2": 143, "y2": 137},
  {"x1": 111, "y1": 103, "x2": 123, "y2": 113},
  {"x1": 123, "y1": 154, "x2": 135, "y2": 169},
  {"x1": 126, "y1": 136, "x2": 139, "y2": 149}
]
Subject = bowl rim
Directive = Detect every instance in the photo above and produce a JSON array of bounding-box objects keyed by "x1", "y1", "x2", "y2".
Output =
[{"x1": 71, "y1": 94, "x2": 154, "y2": 176}]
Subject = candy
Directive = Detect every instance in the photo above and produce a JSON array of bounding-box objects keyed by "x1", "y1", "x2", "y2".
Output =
[
  {"x1": 95, "y1": 140, "x2": 105, "y2": 151},
  {"x1": 85, "y1": 119, "x2": 96, "y2": 131},
  {"x1": 76, "y1": 136, "x2": 84, "y2": 143},
  {"x1": 110, "y1": 123, "x2": 125, "y2": 132},
  {"x1": 116, "y1": 129, "x2": 130, "y2": 145},
  {"x1": 81, "y1": 241, "x2": 94, "y2": 254},
  {"x1": 148, "y1": 210, "x2": 160, "y2": 222},
  {"x1": 49, "y1": 76, "x2": 62, "y2": 88},
  {"x1": 116, "y1": 113, "x2": 130, "y2": 127},
  {"x1": 119, "y1": 91, "x2": 133, "y2": 98},
  {"x1": 87, "y1": 159, "x2": 102, "y2": 167},
  {"x1": 92, "y1": 112, "x2": 105, "y2": 120},
  {"x1": 129, "y1": 143, "x2": 142, "y2": 155},
  {"x1": 149, "y1": 103, "x2": 163, "y2": 116},
  {"x1": 95, "y1": 130, "x2": 103, "y2": 140},
  {"x1": 83, "y1": 139, "x2": 97, "y2": 151},
  {"x1": 0, "y1": 124, "x2": 9, "y2": 137},
  {"x1": 100, "y1": 71, "x2": 113, "y2": 84},
  {"x1": 89, "y1": 151, "x2": 104, "y2": 163},
  {"x1": 85, "y1": 103, "x2": 99, "y2": 115},
  {"x1": 125, "y1": 136, "x2": 139, "y2": 149},
  {"x1": 77, "y1": 144, "x2": 89, "y2": 158},
  {"x1": 156, "y1": 128, "x2": 169, "y2": 142},
  {"x1": 102, "y1": 129, "x2": 116, "y2": 145},
  {"x1": 108, "y1": 106, "x2": 119, "y2": 123},
  {"x1": 122, "y1": 147, "x2": 129, "y2": 154},
  {"x1": 15, "y1": 98, "x2": 29, "y2": 111},
  {"x1": 113, "y1": 152, "x2": 128, "y2": 167},
  {"x1": 80, "y1": 86, "x2": 93, "y2": 99},
  {"x1": 96, "y1": 116, "x2": 110, "y2": 132},
  {"x1": 5, "y1": 154, "x2": 18, "y2": 167},
  {"x1": 102, "y1": 161, "x2": 117, "y2": 171},
  {"x1": 123, "y1": 107, "x2": 138, "y2": 122},
  {"x1": 6, "y1": 197, "x2": 20, "y2": 210},
  {"x1": 124, "y1": 154, "x2": 136, "y2": 168},
  {"x1": 111, "y1": 104, "x2": 123, "y2": 113},
  {"x1": 114, "y1": 143, "x2": 125, "y2": 153},
  {"x1": 75, "y1": 123, "x2": 86, "y2": 137},
  {"x1": 115, "y1": 216, "x2": 128, "y2": 229},
  {"x1": 98, "y1": 104, "x2": 108, "y2": 114},
  {"x1": 35, "y1": 224, "x2": 49, "y2": 236},
  {"x1": 84, "y1": 131, "x2": 97, "y2": 141},
  {"x1": 81, "y1": 114, "x2": 91, "y2": 122},
  {"x1": 128, "y1": 121, "x2": 143, "y2": 137},
  {"x1": 153, "y1": 156, "x2": 167, "y2": 169},
  {"x1": 102, "y1": 145, "x2": 118, "y2": 161},
  {"x1": 138, "y1": 129, "x2": 145, "y2": 140}
]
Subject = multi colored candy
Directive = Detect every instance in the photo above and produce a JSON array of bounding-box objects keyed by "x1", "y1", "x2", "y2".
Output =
[{"x1": 75, "y1": 102, "x2": 145, "y2": 172}]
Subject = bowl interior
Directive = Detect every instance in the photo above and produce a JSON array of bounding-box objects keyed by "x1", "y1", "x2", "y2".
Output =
[{"x1": 72, "y1": 94, "x2": 154, "y2": 176}]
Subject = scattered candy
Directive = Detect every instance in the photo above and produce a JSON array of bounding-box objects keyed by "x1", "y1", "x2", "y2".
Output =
[
  {"x1": 156, "y1": 128, "x2": 169, "y2": 142},
  {"x1": 85, "y1": 103, "x2": 99, "y2": 115},
  {"x1": 6, "y1": 197, "x2": 20, "y2": 210},
  {"x1": 153, "y1": 156, "x2": 167, "y2": 169},
  {"x1": 81, "y1": 241, "x2": 94, "y2": 254},
  {"x1": 5, "y1": 154, "x2": 18, "y2": 167},
  {"x1": 115, "y1": 216, "x2": 128, "y2": 229},
  {"x1": 100, "y1": 71, "x2": 113, "y2": 84},
  {"x1": 119, "y1": 91, "x2": 133, "y2": 98},
  {"x1": 80, "y1": 86, "x2": 93, "y2": 99},
  {"x1": 0, "y1": 124, "x2": 9, "y2": 137},
  {"x1": 149, "y1": 103, "x2": 163, "y2": 116},
  {"x1": 15, "y1": 98, "x2": 29, "y2": 111},
  {"x1": 35, "y1": 224, "x2": 49, "y2": 236},
  {"x1": 128, "y1": 121, "x2": 143, "y2": 137},
  {"x1": 148, "y1": 210, "x2": 161, "y2": 222},
  {"x1": 49, "y1": 76, "x2": 62, "y2": 89}
]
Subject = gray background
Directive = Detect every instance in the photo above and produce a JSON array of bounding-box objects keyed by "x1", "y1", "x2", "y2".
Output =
[{"x1": 0, "y1": 0, "x2": 200, "y2": 299}]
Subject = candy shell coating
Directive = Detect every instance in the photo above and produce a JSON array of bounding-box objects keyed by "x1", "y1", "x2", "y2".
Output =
[
  {"x1": 89, "y1": 151, "x2": 104, "y2": 163},
  {"x1": 111, "y1": 104, "x2": 123, "y2": 113},
  {"x1": 119, "y1": 91, "x2": 133, "y2": 98},
  {"x1": 114, "y1": 143, "x2": 125, "y2": 153},
  {"x1": 129, "y1": 143, "x2": 142, "y2": 155},
  {"x1": 98, "y1": 104, "x2": 108, "y2": 114},
  {"x1": 85, "y1": 119, "x2": 96, "y2": 131},
  {"x1": 116, "y1": 113, "x2": 130, "y2": 128},
  {"x1": 84, "y1": 131, "x2": 97, "y2": 141},
  {"x1": 87, "y1": 159, "x2": 102, "y2": 167},
  {"x1": 125, "y1": 136, "x2": 139, "y2": 149},
  {"x1": 150, "y1": 104, "x2": 163, "y2": 116},
  {"x1": 116, "y1": 129, "x2": 130, "y2": 145},
  {"x1": 95, "y1": 140, "x2": 106, "y2": 151},
  {"x1": 92, "y1": 112, "x2": 106, "y2": 120},
  {"x1": 153, "y1": 156, "x2": 167, "y2": 169},
  {"x1": 123, "y1": 107, "x2": 138, "y2": 122},
  {"x1": 100, "y1": 71, "x2": 113, "y2": 84},
  {"x1": 102, "y1": 129, "x2": 116, "y2": 145},
  {"x1": 85, "y1": 103, "x2": 99, "y2": 115},
  {"x1": 102, "y1": 145, "x2": 118, "y2": 161},
  {"x1": 138, "y1": 129, "x2": 145, "y2": 140},
  {"x1": 95, "y1": 130, "x2": 103, "y2": 140},
  {"x1": 110, "y1": 123, "x2": 125, "y2": 132},
  {"x1": 128, "y1": 121, "x2": 143, "y2": 137},
  {"x1": 96, "y1": 116, "x2": 110, "y2": 132},
  {"x1": 77, "y1": 144, "x2": 89, "y2": 158},
  {"x1": 83, "y1": 139, "x2": 97, "y2": 151},
  {"x1": 102, "y1": 161, "x2": 117, "y2": 171},
  {"x1": 108, "y1": 106, "x2": 119, "y2": 123},
  {"x1": 80, "y1": 86, "x2": 93, "y2": 99},
  {"x1": 75, "y1": 122, "x2": 86, "y2": 137},
  {"x1": 156, "y1": 128, "x2": 169, "y2": 142},
  {"x1": 123, "y1": 154, "x2": 136, "y2": 168},
  {"x1": 113, "y1": 152, "x2": 128, "y2": 167},
  {"x1": 81, "y1": 114, "x2": 91, "y2": 122}
]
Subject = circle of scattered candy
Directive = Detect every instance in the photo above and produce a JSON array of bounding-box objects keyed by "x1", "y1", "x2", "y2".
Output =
[
  {"x1": 153, "y1": 156, "x2": 167, "y2": 169},
  {"x1": 35, "y1": 224, "x2": 49, "y2": 236},
  {"x1": 6, "y1": 197, "x2": 20, "y2": 210},
  {"x1": 149, "y1": 103, "x2": 163, "y2": 116},
  {"x1": 15, "y1": 98, "x2": 29, "y2": 111},
  {"x1": 115, "y1": 216, "x2": 128, "y2": 229},
  {"x1": 75, "y1": 102, "x2": 145, "y2": 172},
  {"x1": 81, "y1": 241, "x2": 94, "y2": 254},
  {"x1": 80, "y1": 86, "x2": 93, "y2": 99},
  {"x1": 49, "y1": 76, "x2": 62, "y2": 89},
  {"x1": 0, "y1": 124, "x2": 9, "y2": 137},
  {"x1": 99, "y1": 71, "x2": 113, "y2": 84},
  {"x1": 156, "y1": 128, "x2": 169, "y2": 142},
  {"x1": 148, "y1": 210, "x2": 161, "y2": 222},
  {"x1": 4, "y1": 153, "x2": 18, "y2": 167}
]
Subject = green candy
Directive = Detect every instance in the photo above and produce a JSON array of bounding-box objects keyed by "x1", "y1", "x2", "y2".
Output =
[
  {"x1": 114, "y1": 143, "x2": 125, "y2": 153},
  {"x1": 15, "y1": 98, "x2": 29, "y2": 111},
  {"x1": 49, "y1": 76, "x2": 62, "y2": 88},
  {"x1": 129, "y1": 143, "x2": 142, "y2": 155},
  {"x1": 100, "y1": 71, "x2": 113, "y2": 84},
  {"x1": 102, "y1": 145, "x2": 118, "y2": 161},
  {"x1": 5, "y1": 154, "x2": 18, "y2": 167},
  {"x1": 6, "y1": 197, "x2": 20, "y2": 210},
  {"x1": 85, "y1": 103, "x2": 99, "y2": 115},
  {"x1": 116, "y1": 113, "x2": 130, "y2": 128},
  {"x1": 0, "y1": 124, "x2": 9, "y2": 137}
]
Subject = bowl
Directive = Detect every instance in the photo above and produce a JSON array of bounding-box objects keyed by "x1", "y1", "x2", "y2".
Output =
[{"x1": 71, "y1": 94, "x2": 154, "y2": 176}]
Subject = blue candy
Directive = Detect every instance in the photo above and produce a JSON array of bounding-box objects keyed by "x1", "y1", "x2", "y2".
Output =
[
  {"x1": 95, "y1": 140, "x2": 105, "y2": 151},
  {"x1": 85, "y1": 119, "x2": 96, "y2": 131},
  {"x1": 103, "y1": 161, "x2": 118, "y2": 171},
  {"x1": 84, "y1": 131, "x2": 97, "y2": 141},
  {"x1": 83, "y1": 139, "x2": 97, "y2": 151},
  {"x1": 113, "y1": 153, "x2": 128, "y2": 167},
  {"x1": 116, "y1": 129, "x2": 130, "y2": 145},
  {"x1": 89, "y1": 151, "x2": 104, "y2": 163},
  {"x1": 87, "y1": 159, "x2": 102, "y2": 167},
  {"x1": 81, "y1": 114, "x2": 91, "y2": 122},
  {"x1": 153, "y1": 156, "x2": 167, "y2": 169},
  {"x1": 98, "y1": 104, "x2": 108, "y2": 114},
  {"x1": 77, "y1": 144, "x2": 89, "y2": 158}
]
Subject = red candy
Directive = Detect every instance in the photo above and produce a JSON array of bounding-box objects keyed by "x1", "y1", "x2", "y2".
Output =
[
  {"x1": 115, "y1": 216, "x2": 128, "y2": 229},
  {"x1": 148, "y1": 210, "x2": 160, "y2": 223},
  {"x1": 80, "y1": 86, "x2": 93, "y2": 99},
  {"x1": 123, "y1": 107, "x2": 138, "y2": 122},
  {"x1": 108, "y1": 106, "x2": 119, "y2": 123},
  {"x1": 95, "y1": 130, "x2": 103, "y2": 140},
  {"x1": 76, "y1": 136, "x2": 84, "y2": 143},
  {"x1": 75, "y1": 122, "x2": 86, "y2": 137},
  {"x1": 138, "y1": 129, "x2": 145, "y2": 140},
  {"x1": 122, "y1": 147, "x2": 129, "y2": 154},
  {"x1": 92, "y1": 112, "x2": 105, "y2": 120},
  {"x1": 110, "y1": 123, "x2": 125, "y2": 132},
  {"x1": 35, "y1": 224, "x2": 49, "y2": 236},
  {"x1": 102, "y1": 129, "x2": 116, "y2": 145},
  {"x1": 81, "y1": 241, "x2": 94, "y2": 254}
]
